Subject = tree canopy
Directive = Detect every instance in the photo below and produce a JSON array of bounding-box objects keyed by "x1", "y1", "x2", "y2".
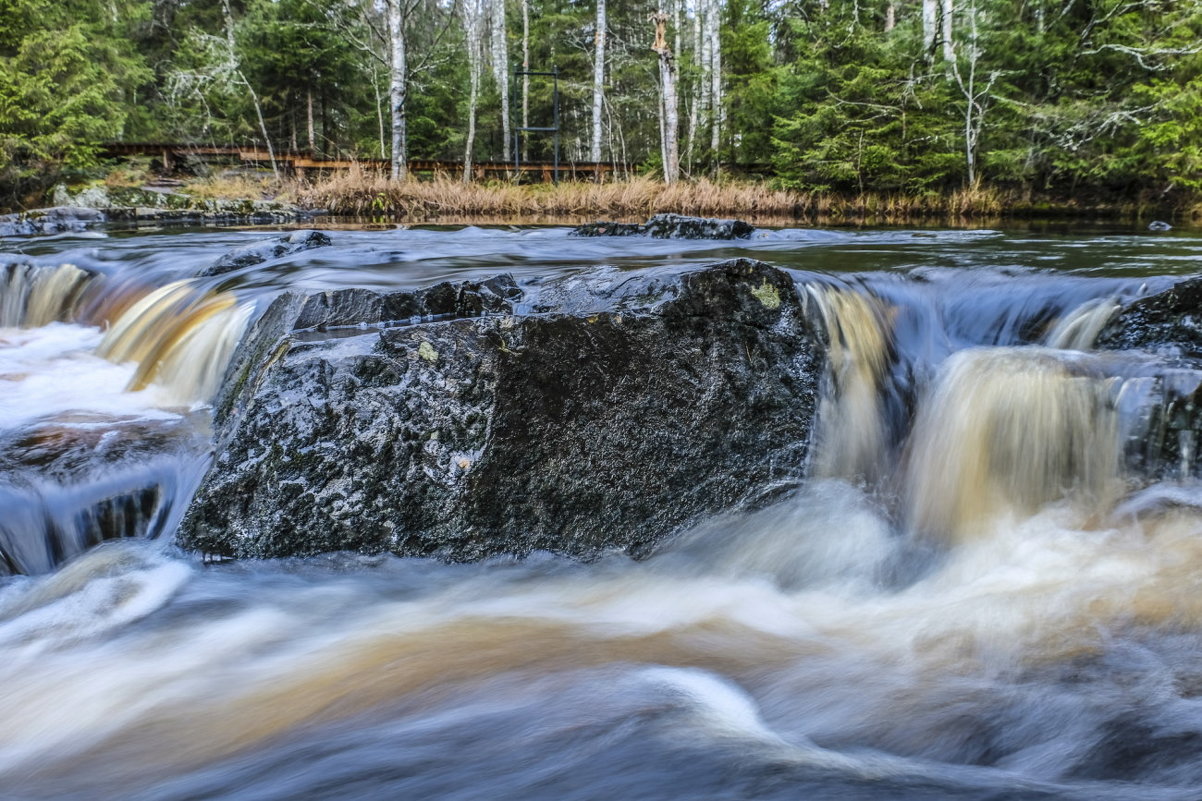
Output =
[{"x1": 1, "y1": 0, "x2": 1200, "y2": 204}]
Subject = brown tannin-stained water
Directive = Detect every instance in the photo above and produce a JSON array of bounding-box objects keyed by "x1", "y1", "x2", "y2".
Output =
[{"x1": 4, "y1": 223, "x2": 1202, "y2": 799}]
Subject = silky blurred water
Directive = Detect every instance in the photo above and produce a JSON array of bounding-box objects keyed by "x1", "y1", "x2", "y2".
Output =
[{"x1": 3, "y1": 223, "x2": 1202, "y2": 799}]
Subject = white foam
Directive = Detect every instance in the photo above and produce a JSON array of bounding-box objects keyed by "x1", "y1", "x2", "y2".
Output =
[{"x1": 0, "y1": 324, "x2": 180, "y2": 431}]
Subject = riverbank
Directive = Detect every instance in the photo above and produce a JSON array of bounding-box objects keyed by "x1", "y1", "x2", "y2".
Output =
[
  {"x1": 284, "y1": 170, "x2": 1201, "y2": 225},
  {"x1": 16, "y1": 167, "x2": 1202, "y2": 228}
]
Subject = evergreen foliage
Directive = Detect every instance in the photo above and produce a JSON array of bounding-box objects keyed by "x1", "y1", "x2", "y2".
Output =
[{"x1": 0, "y1": 0, "x2": 1199, "y2": 204}]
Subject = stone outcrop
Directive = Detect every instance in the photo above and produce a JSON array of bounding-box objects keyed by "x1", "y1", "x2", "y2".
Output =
[
  {"x1": 1098, "y1": 277, "x2": 1202, "y2": 480},
  {"x1": 0, "y1": 207, "x2": 106, "y2": 237},
  {"x1": 179, "y1": 259, "x2": 823, "y2": 561},
  {"x1": 572, "y1": 213, "x2": 756, "y2": 240},
  {"x1": 0, "y1": 186, "x2": 312, "y2": 239},
  {"x1": 1097, "y1": 276, "x2": 1202, "y2": 358},
  {"x1": 201, "y1": 230, "x2": 334, "y2": 277}
]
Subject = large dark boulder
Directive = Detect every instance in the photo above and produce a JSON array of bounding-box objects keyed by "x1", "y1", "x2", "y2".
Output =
[
  {"x1": 179, "y1": 259, "x2": 823, "y2": 561},
  {"x1": 572, "y1": 213, "x2": 755, "y2": 240}
]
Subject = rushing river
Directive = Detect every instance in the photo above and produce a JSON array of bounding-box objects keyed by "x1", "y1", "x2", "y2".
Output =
[{"x1": 3, "y1": 222, "x2": 1202, "y2": 799}]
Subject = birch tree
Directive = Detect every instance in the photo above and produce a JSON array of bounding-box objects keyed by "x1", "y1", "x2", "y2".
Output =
[
  {"x1": 651, "y1": 10, "x2": 679, "y2": 182},
  {"x1": 591, "y1": 0, "x2": 606, "y2": 162},
  {"x1": 940, "y1": 0, "x2": 955, "y2": 62},
  {"x1": 521, "y1": 0, "x2": 529, "y2": 159},
  {"x1": 707, "y1": 0, "x2": 722, "y2": 157},
  {"x1": 386, "y1": 0, "x2": 409, "y2": 180},
  {"x1": 490, "y1": 0, "x2": 511, "y2": 161},
  {"x1": 946, "y1": 0, "x2": 998, "y2": 186},
  {"x1": 922, "y1": 0, "x2": 938, "y2": 57},
  {"x1": 461, "y1": 0, "x2": 486, "y2": 182}
]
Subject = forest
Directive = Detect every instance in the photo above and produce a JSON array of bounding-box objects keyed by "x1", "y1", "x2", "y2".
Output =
[{"x1": 0, "y1": 0, "x2": 1200, "y2": 209}]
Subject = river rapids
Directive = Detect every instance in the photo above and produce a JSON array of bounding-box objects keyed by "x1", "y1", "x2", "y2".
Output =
[{"x1": 3, "y1": 223, "x2": 1202, "y2": 799}]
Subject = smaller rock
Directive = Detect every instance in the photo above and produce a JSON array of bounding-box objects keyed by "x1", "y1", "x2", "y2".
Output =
[
  {"x1": 571, "y1": 213, "x2": 755, "y2": 240},
  {"x1": 201, "y1": 230, "x2": 334, "y2": 277},
  {"x1": 644, "y1": 213, "x2": 755, "y2": 239},
  {"x1": 1148, "y1": 220, "x2": 1173, "y2": 232},
  {"x1": 571, "y1": 221, "x2": 645, "y2": 237}
]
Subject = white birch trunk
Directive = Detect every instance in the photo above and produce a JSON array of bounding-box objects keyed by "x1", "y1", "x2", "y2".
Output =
[
  {"x1": 699, "y1": 0, "x2": 712, "y2": 144},
  {"x1": 590, "y1": 0, "x2": 606, "y2": 162},
  {"x1": 462, "y1": 0, "x2": 486, "y2": 182},
  {"x1": 521, "y1": 0, "x2": 529, "y2": 159},
  {"x1": 307, "y1": 89, "x2": 316, "y2": 153},
  {"x1": 885, "y1": 2, "x2": 896, "y2": 32},
  {"x1": 490, "y1": 0, "x2": 511, "y2": 161},
  {"x1": 372, "y1": 63, "x2": 386, "y2": 159},
  {"x1": 652, "y1": 11, "x2": 680, "y2": 183},
  {"x1": 941, "y1": 0, "x2": 956, "y2": 62},
  {"x1": 387, "y1": 0, "x2": 408, "y2": 180},
  {"x1": 922, "y1": 0, "x2": 938, "y2": 57},
  {"x1": 685, "y1": 4, "x2": 701, "y2": 171},
  {"x1": 707, "y1": 0, "x2": 721, "y2": 157}
]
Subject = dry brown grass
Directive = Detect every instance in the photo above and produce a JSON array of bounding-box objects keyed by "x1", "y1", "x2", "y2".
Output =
[
  {"x1": 281, "y1": 167, "x2": 1023, "y2": 223},
  {"x1": 183, "y1": 173, "x2": 277, "y2": 201}
]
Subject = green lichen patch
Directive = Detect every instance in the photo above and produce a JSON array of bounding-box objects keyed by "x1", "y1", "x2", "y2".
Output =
[
  {"x1": 750, "y1": 280, "x2": 781, "y2": 310},
  {"x1": 418, "y1": 341, "x2": 439, "y2": 362}
]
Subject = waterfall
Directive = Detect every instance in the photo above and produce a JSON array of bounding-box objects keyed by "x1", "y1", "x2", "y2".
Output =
[
  {"x1": 905, "y1": 348, "x2": 1122, "y2": 543},
  {"x1": 0, "y1": 262, "x2": 97, "y2": 328},
  {"x1": 1045, "y1": 296, "x2": 1120, "y2": 350},
  {"x1": 807, "y1": 284, "x2": 893, "y2": 483},
  {"x1": 96, "y1": 280, "x2": 254, "y2": 405}
]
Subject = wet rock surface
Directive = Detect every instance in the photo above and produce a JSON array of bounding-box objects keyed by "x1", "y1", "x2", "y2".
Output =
[
  {"x1": 572, "y1": 213, "x2": 755, "y2": 240},
  {"x1": 201, "y1": 230, "x2": 333, "y2": 277},
  {"x1": 1098, "y1": 276, "x2": 1202, "y2": 358},
  {"x1": 1098, "y1": 277, "x2": 1202, "y2": 479},
  {"x1": 1, "y1": 186, "x2": 311, "y2": 238},
  {"x1": 0, "y1": 207, "x2": 106, "y2": 237},
  {"x1": 180, "y1": 259, "x2": 823, "y2": 560}
]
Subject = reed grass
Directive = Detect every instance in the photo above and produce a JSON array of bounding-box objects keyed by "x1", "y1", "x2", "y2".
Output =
[
  {"x1": 279, "y1": 167, "x2": 1031, "y2": 222},
  {"x1": 173, "y1": 165, "x2": 1189, "y2": 225}
]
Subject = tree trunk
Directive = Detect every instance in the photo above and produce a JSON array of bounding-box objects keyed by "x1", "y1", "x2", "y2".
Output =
[
  {"x1": 372, "y1": 63, "x2": 386, "y2": 160},
  {"x1": 885, "y1": 2, "x2": 896, "y2": 32},
  {"x1": 922, "y1": 0, "x2": 938, "y2": 57},
  {"x1": 462, "y1": 0, "x2": 485, "y2": 182},
  {"x1": 491, "y1": 0, "x2": 511, "y2": 162},
  {"x1": 521, "y1": 0, "x2": 529, "y2": 160},
  {"x1": 306, "y1": 89, "x2": 316, "y2": 154},
  {"x1": 707, "y1": 0, "x2": 721, "y2": 160},
  {"x1": 941, "y1": 0, "x2": 955, "y2": 62},
  {"x1": 685, "y1": 4, "x2": 701, "y2": 171},
  {"x1": 387, "y1": 0, "x2": 408, "y2": 181},
  {"x1": 652, "y1": 11, "x2": 679, "y2": 183},
  {"x1": 591, "y1": 0, "x2": 606, "y2": 162}
]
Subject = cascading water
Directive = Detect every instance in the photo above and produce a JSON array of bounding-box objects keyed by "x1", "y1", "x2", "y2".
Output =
[
  {"x1": 3, "y1": 224, "x2": 1202, "y2": 800},
  {"x1": 1, "y1": 262, "x2": 97, "y2": 328},
  {"x1": 0, "y1": 262, "x2": 253, "y2": 575}
]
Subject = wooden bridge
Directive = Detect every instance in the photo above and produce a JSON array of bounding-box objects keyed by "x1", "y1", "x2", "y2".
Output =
[{"x1": 100, "y1": 142, "x2": 619, "y2": 182}]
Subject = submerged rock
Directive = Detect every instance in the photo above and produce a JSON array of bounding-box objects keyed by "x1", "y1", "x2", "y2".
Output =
[
  {"x1": 179, "y1": 259, "x2": 822, "y2": 561},
  {"x1": 572, "y1": 213, "x2": 755, "y2": 240},
  {"x1": 201, "y1": 230, "x2": 333, "y2": 277}
]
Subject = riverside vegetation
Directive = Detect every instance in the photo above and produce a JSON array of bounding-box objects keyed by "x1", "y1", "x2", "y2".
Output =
[{"x1": 1, "y1": 0, "x2": 1201, "y2": 218}]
